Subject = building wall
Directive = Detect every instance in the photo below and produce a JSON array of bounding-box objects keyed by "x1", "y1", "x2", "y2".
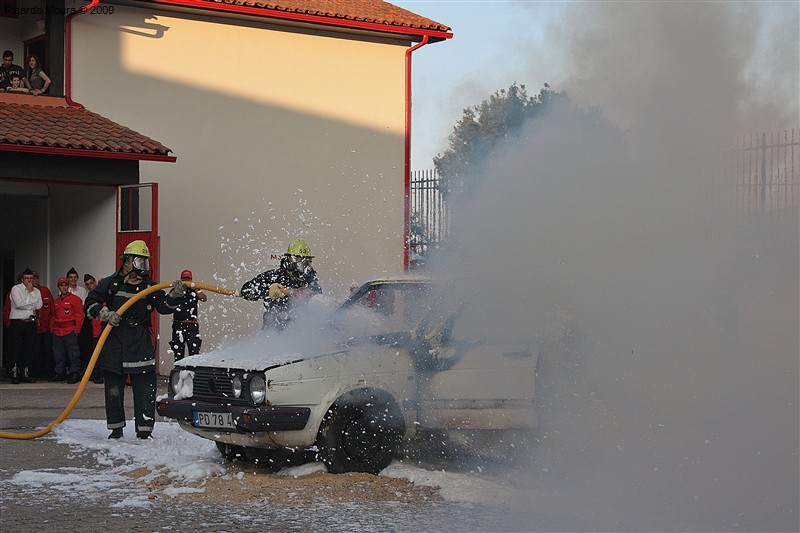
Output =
[
  {"x1": 0, "y1": 184, "x2": 115, "y2": 291},
  {"x1": 0, "y1": 194, "x2": 48, "y2": 277},
  {"x1": 70, "y1": 4, "x2": 409, "y2": 358},
  {"x1": 48, "y1": 184, "x2": 117, "y2": 288}
]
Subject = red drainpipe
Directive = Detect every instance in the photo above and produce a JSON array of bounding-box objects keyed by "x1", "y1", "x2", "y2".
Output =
[
  {"x1": 64, "y1": 0, "x2": 99, "y2": 108},
  {"x1": 404, "y1": 35, "x2": 428, "y2": 272}
]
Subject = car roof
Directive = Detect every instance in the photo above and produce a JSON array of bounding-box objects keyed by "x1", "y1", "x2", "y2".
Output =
[{"x1": 363, "y1": 274, "x2": 432, "y2": 284}]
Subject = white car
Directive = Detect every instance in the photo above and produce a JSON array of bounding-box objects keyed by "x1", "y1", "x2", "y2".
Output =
[{"x1": 157, "y1": 276, "x2": 538, "y2": 474}]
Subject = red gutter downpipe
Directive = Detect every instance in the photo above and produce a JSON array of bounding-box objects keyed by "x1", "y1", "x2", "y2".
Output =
[
  {"x1": 403, "y1": 35, "x2": 429, "y2": 272},
  {"x1": 65, "y1": 0, "x2": 99, "y2": 108}
]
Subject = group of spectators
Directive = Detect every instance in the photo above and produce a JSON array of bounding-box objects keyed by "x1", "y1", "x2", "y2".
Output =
[
  {"x1": 4, "y1": 264, "x2": 208, "y2": 386},
  {"x1": 4, "y1": 267, "x2": 103, "y2": 384},
  {"x1": 1, "y1": 49, "x2": 51, "y2": 95}
]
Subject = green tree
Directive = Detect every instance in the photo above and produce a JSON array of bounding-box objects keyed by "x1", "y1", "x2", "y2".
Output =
[{"x1": 434, "y1": 83, "x2": 565, "y2": 197}]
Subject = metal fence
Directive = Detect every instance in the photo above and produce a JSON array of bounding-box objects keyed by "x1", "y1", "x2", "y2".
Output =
[
  {"x1": 411, "y1": 129, "x2": 799, "y2": 262},
  {"x1": 717, "y1": 129, "x2": 799, "y2": 225},
  {"x1": 409, "y1": 168, "x2": 450, "y2": 261},
  {"x1": 712, "y1": 129, "x2": 800, "y2": 239}
]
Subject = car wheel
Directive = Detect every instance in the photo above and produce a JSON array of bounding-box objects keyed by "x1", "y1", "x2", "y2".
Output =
[
  {"x1": 317, "y1": 389, "x2": 404, "y2": 474},
  {"x1": 215, "y1": 441, "x2": 246, "y2": 462}
]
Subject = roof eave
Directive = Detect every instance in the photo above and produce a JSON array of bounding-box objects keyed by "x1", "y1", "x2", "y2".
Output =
[
  {"x1": 0, "y1": 144, "x2": 177, "y2": 162},
  {"x1": 149, "y1": 0, "x2": 453, "y2": 42}
]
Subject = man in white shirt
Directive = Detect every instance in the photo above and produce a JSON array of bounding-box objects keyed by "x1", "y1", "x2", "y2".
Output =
[
  {"x1": 8, "y1": 268, "x2": 43, "y2": 384},
  {"x1": 66, "y1": 267, "x2": 88, "y2": 302}
]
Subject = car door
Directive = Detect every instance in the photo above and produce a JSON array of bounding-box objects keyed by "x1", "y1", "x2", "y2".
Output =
[{"x1": 412, "y1": 290, "x2": 539, "y2": 431}]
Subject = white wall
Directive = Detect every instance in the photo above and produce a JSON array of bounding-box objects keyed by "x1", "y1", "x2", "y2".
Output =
[
  {"x1": 71, "y1": 5, "x2": 410, "y2": 354},
  {"x1": 0, "y1": 194, "x2": 48, "y2": 276},
  {"x1": 48, "y1": 184, "x2": 117, "y2": 288}
]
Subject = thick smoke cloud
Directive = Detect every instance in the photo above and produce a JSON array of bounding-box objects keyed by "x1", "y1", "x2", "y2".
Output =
[{"x1": 424, "y1": 2, "x2": 798, "y2": 531}]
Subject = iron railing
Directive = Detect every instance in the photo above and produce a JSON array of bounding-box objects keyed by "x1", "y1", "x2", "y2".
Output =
[{"x1": 411, "y1": 129, "x2": 799, "y2": 263}]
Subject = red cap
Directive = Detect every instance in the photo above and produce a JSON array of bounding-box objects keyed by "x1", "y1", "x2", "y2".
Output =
[
  {"x1": 180, "y1": 270, "x2": 193, "y2": 279},
  {"x1": 57, "y1": 277, "x2": 69, "y2": 286}
]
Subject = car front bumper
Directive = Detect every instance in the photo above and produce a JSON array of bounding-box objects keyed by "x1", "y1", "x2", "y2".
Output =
[{"x1": 157, "y1": 398, "x2": 311, "y2": 433}]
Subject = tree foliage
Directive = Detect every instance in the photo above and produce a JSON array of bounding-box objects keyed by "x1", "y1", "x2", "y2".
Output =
[{"x1": 433, "y1": 83, "x2": 566, "y2": 196}]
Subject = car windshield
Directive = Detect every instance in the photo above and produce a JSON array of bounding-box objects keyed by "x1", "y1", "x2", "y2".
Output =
[{"x1": 331, "y1": 282, "x2": 436, "y2": 338}]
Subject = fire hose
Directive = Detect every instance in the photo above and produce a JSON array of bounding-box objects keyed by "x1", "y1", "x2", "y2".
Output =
[{"x1": 0, "y1": 281, "x2": 238, "y2": 440}]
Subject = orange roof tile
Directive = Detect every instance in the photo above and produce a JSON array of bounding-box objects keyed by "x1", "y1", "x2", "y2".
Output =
[
  {"x1": 150, "y1": 0, "x2": 452, "y2": 38},
  {"x1": 0, "y1": 94, "x2": 174, "y2": 161}
]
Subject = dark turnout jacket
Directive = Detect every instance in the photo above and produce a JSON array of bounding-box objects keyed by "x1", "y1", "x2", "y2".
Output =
[
  {"x1": 240, "y1": 266, "x2": 321, "y2": 330},
  {"x1": 84, "y1": 272, "x2": 179, "y2": 374}
]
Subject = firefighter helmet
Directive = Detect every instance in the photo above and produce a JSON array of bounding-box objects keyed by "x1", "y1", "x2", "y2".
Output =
[
  {"x1": 123, "y1": 240, "x2": 150, "y2": 257},
  {"x1": 286, "y1": 239, "x2": 312, "y2": 258}
]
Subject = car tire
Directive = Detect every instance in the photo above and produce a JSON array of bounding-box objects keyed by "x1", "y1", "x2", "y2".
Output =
[
  {"x1": 215, "y1": 441, "x2": 246, "y2": 462},
  {"x1": 317, "y1": 389, "x2": 404, "y2": 474}
]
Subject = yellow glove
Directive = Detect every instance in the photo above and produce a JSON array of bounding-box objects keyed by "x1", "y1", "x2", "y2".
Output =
[{"x1": 268, "y1": 283, "x2": 290, "y2": 299}]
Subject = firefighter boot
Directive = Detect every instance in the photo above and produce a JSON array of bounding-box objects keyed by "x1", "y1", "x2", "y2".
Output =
[
  {"x1": 10, "y1": 365, "x2": 19, "y2": 384},
  {"x1": 108, "y1": 428, "x2": 124, "y2": 440}
]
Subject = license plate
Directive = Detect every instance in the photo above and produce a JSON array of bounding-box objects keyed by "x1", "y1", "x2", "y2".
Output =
[{"x1": 193, "y1": 411, "x2": 235, "y2": 430}]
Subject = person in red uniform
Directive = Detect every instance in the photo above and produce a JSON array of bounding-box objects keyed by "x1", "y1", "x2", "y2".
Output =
[
  {"x1": 50, "y1": 277, "x2": 85, "y2": 383},
  {"x1": 32, "y1": 271, "x2": 54, "y2": 379}
]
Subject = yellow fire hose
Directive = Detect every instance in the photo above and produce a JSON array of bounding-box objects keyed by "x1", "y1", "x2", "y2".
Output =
[{"x1": 0, "y1": 281, "x2": 238, "y2": 440}]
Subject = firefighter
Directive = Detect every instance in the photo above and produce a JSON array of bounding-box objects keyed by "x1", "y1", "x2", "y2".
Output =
[
  {"x1": 169, "y1": 269, "x2": 207, "y2": 361},
  {"x1": 240, "y1": 239, "x2": 322, "y2": 331},
  {"x1": 84, "y1": 240, "x2": 185, "y2": 440}
]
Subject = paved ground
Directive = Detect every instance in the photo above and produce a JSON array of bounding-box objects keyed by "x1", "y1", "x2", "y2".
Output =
[
  {"x1": 0, "y1": 378, "x2": 524, "y2": 532},
  {"x1": 0, "y1": 377, "x2": 165, "y2": 470}
]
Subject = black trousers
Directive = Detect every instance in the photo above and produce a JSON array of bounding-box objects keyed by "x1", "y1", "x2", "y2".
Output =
[
  {"x1": 34, "y1": 330, "x2": 53, "y2": 378},
  {"x1": 169, "y1": 322, "x2": 201, "y2": 361},
  {"x1": 7, "y1": 320, "x2": 36, "y2": 371},
  {"x1": 103, "y1": 369, "x2": 156, "y2": 434},
  {"x1": 52, "y1": 332, "x2": 81, "y2": 375},
  {"x1": 78, "y1": 319, "x2": 94, "y2": 370}
]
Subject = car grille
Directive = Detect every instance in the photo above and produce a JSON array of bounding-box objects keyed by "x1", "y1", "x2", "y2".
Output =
[{"x1": 190, "y1": 367, "x2": 236, "y2": 401}]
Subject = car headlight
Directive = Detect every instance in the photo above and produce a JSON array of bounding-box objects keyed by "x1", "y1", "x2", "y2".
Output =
[
  {"x1": 246, "y1": 374, "x2": 267, "y2": 405},
  {"x1": 232, "y1": 375, "x2": 243, "y2": 398},
  {"x1": 169, "y1": 369, "x2": 181, "y2": 396}
]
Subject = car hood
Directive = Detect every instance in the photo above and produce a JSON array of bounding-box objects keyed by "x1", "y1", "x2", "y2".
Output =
[{"x1": 175, "y1": 329, "x2": 340, "y2": 371}]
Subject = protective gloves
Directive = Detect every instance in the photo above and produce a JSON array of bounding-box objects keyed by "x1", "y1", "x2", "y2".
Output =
[
  {"x1": 269, "y1": 283, "x2": 290, "y2": 299},
  {"x1": 169, "y1": 279, "x2": 186, "y2": 299},
  {"x1": 97, "y1": 307, "x2": 121, "y2": 327}
]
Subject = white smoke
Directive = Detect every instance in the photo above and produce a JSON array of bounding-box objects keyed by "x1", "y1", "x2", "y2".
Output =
[{"x1": 421, "y1": 2, "x2": 799, "y2": 531}]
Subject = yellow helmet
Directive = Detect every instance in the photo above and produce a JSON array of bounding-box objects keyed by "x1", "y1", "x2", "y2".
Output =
[
  {"x1": 286, "y1": 239, "x2": 312, "y2": 257},
  {"x1": 123, "y1": 239, "x2": 150, "y2": 257}
]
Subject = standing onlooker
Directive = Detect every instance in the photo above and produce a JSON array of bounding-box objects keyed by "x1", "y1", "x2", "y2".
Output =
[
  {"x1": 66, "y1": 267, "x2": 88, "y2": 302},
  {"x1": 83, "y1": 274, "x2": 104, "y2": 383},
  {"x1": 7, "y1": 268, "x2": 42, "y2": 384},
  {"x1": 84, "y1": 240, "x2": 184, "y2": 439},
  {"x1": 67, "y1": 267, "x2": 90, "y2": 372},
  {"x1": 0, "y1": 50, "x2": 27, "y2": 91},
  {"x1": 240, "y1": 239, "x2": 323, "y2": 331},
  {"x1": 32, "y1": 271, "x2": 54, "y2": 379},
  {"x1": 169, "y1": 269, "x2": 207, "y2": 361},
  {"x1": 25, "y1": 54, "x2": 50, "y2": 95},
  {"x1": 50, "y1": 277, "x2": 84, "y2": 383}
]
